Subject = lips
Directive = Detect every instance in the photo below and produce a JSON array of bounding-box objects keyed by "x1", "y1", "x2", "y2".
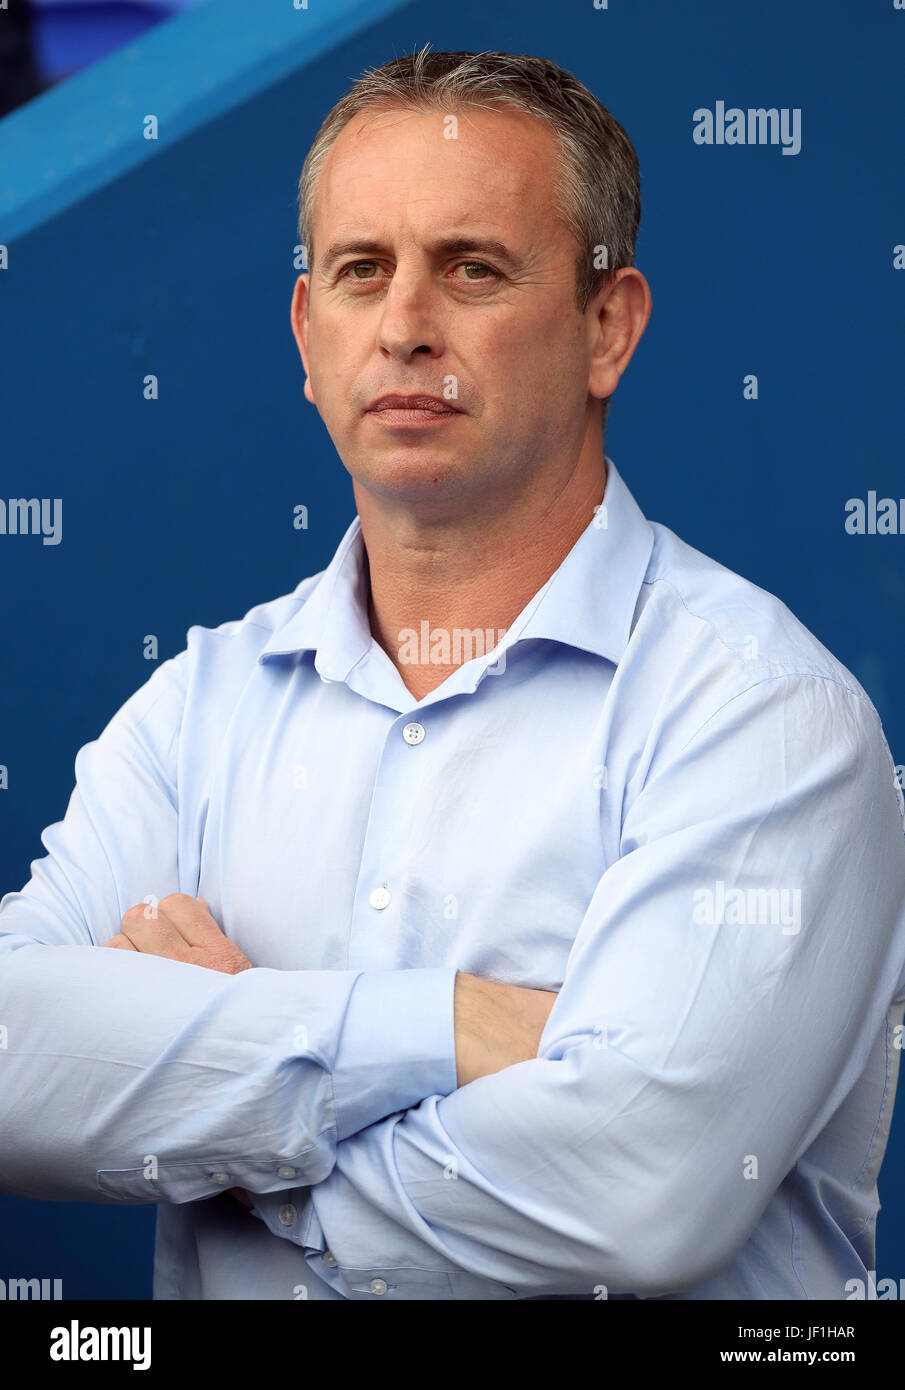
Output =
[{"x1": 368, "y1": 395, "x2": 460, "y2": 414}]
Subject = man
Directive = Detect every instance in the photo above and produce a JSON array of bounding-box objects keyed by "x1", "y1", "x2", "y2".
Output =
[{"x1": 2, "y1": 47, "x2": 904, "y2": 1301}]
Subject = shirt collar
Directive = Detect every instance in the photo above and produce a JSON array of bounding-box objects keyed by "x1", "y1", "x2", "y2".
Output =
[{"x1": 258, "y1": 455, "x2": 655, "y2": 677}]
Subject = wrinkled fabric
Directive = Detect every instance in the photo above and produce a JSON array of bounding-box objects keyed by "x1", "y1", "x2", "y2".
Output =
[{"x1": 2, "y1": 456, "x2": 904, "y2": 1300}]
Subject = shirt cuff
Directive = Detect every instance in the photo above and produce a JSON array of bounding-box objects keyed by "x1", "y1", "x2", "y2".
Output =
[{"x1": 330, "y1": 967, "x2": 459, "y2": 1143}]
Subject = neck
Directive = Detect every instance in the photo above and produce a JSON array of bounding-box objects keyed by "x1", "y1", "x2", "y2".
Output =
[{"x1": 358, "y1": 449, "x2": 608, "y2": 700}]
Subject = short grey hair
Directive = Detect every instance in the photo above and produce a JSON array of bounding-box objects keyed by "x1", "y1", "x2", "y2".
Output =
[{"x1": 297, "y1": 45, "x2": 641, "y2": 432}]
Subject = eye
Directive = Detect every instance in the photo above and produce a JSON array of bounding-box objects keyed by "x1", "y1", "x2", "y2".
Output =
[
  {"x1": 337, "y1": 260, "x2": 500, "y2": 284},
  {"x1": 453, "y1": 261, "x2": 499, "y2": 281},
  {"x1": 340, "y1": 261, "x2": 381, "y2": 280}
]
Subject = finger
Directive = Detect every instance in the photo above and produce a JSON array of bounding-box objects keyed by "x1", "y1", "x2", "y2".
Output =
[
  {"x1": 157, "y1": 893, "x2": 228, "y2": 949},
  {"x1": 104, "y1": 934, "x2": 138, "y2": 951},
  {"x1": 120, "y1": 912, "x2": 196, "y2": 963}
]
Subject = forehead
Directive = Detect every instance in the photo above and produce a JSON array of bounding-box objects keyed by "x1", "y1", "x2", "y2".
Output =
[{"x1": 313, "y1": 103, "x2": 563, "y2": 239}]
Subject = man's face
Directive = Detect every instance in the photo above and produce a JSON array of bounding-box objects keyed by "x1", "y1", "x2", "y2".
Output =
[{"x1": 292, "y1": 104, "x2": 602, "y2": 517}]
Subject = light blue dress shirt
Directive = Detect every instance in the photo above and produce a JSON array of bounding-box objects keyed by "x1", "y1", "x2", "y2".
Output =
[{"x1": 2, "y1": 456, "x2": 904, "y2": 1301}]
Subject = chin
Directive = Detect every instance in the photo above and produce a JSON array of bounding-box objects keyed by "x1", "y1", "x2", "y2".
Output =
[{"x1": 352, "y1": 452, "x2": 481, "y2": 502}]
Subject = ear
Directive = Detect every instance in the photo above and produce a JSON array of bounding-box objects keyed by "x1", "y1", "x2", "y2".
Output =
[
  {"x1": 586, "y1": 267, "x2": 652, "y2": 402},
  {"x1": 290, "y1": 274, "x2": 315, "y2": 405}
]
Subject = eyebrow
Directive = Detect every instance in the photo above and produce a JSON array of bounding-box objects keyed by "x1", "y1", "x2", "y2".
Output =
[{"x1": 317, "y1": 235, "x2": 524, "y2": 277}]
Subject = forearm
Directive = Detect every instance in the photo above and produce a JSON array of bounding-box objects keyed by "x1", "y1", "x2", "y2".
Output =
[
  {"x1": 454, "y1": 971, "x2": 558, "y2": 1085},
  {"x1": 251, "y1": 1046, "x2": 656, "y2": 1299},
  {"x1": 0, "y1": 931, "x2": 457, "y2": 1204}
]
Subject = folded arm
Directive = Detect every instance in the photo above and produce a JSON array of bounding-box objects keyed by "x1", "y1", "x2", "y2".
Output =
[
  {"x1": 0, "y1": 654, "x2": 458, "y2": 1204},
  {"x1": 251, "y1": 675, "x2": 905, "y2": 1298}
]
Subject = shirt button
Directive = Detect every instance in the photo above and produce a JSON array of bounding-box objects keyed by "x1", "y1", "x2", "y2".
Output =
[
  {"x1": 369, "y1": 1277, "x2": 388, "y2": 1296},
  {"x1": 278, "y1": 1203, "x2": 297, "y2": 1226},
  {"x1": 211, "y1": 1172, "x2": 230, "y2": 1185},
  {"x1": 319, "y1": 673, "x2": 332, "y2": 683},
  {"x1": 369, "y1": 886, "x2": 391, "y2": 910},
  {"x1": 323, "y1": 1251, "x2": 338, "y2": 1268},
  {"x1": 402, "y1": 721, "x2": 425, "y2": 745},
  {"x1": 277, "y1": 1165, "x2": 296, "y2": 1179}
]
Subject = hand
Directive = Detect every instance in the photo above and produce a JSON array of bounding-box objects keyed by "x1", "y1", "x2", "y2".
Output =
[
  {"x1": 104, "y1": 893, "x2": 253, "y2": 976},
  {"x1": 454, "y1": 972, "x2": 558, "y2": 1087}
]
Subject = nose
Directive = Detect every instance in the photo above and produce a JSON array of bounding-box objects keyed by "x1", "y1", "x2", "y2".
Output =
[{"x1": 375, "y1": 266, "x2": 444, "y2": 361}]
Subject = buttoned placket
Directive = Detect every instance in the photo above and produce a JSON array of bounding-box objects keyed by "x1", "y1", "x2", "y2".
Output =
[{"x1": 348, "y1": 711, "x2": 434, "y2": 972}]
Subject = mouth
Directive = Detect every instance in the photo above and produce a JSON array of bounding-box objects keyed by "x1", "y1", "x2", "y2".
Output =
[{"x1": 366, "y1": 395, "x2": 463, "y2": 428}]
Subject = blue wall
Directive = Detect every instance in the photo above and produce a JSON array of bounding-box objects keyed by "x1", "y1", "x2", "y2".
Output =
[
  {"x1": 29, "y1": 2, "x2": 205, "y2": 85},
  {"x1": 1, "y1": 0, "x2": 903, "y2": 1297}
]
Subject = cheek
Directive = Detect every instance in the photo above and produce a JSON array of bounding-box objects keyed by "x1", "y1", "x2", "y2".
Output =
[
  {"x1": 462, "y1": 316, "x2": 537, "y2": 401},
  {"x1": 307, "y1": 301, "x2": 353, "y2": 364},
  {"x1": 305, "y1": 324, "x2": 351, "y2": 407},
  {"x1": 533, "y1": 314, "x2": 587, "y2": 385},
  {"x1": 484, "y1": 319, "x2": 578, "y2": 407}
]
